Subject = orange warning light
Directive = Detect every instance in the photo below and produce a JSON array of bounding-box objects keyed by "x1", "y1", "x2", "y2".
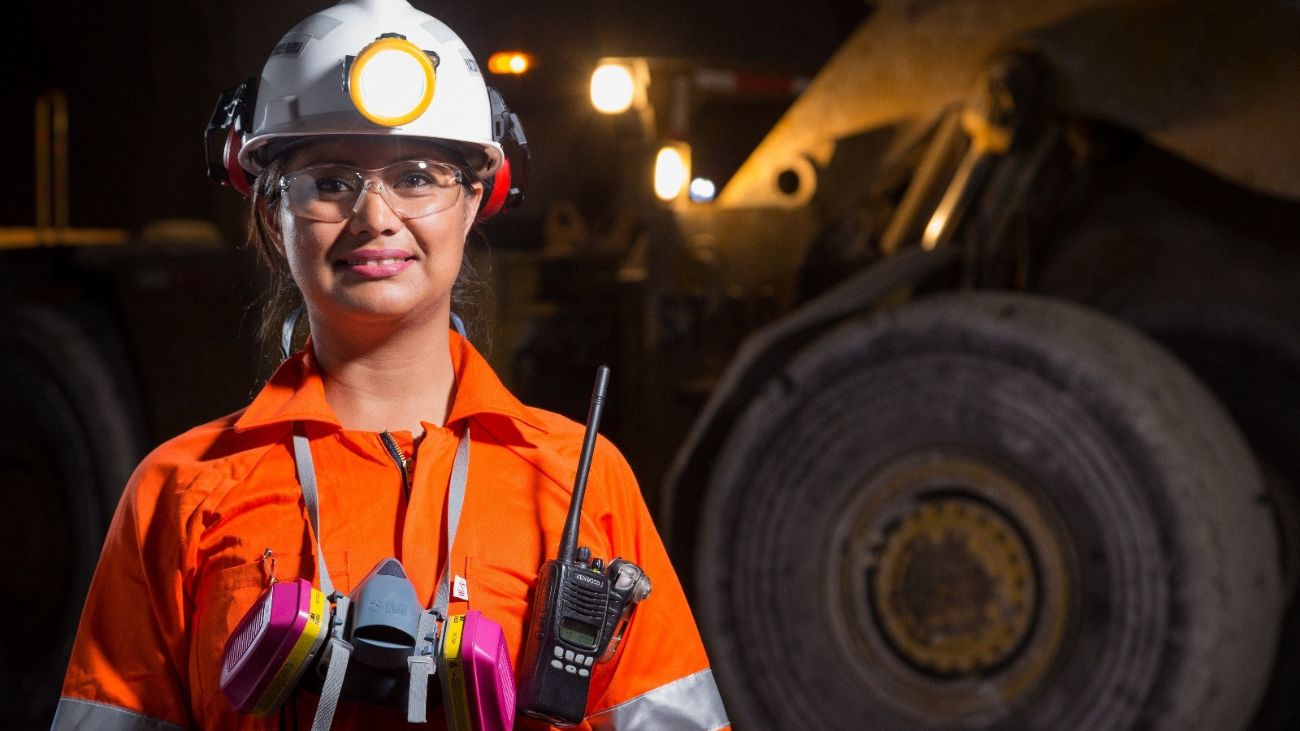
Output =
[{"x1": 487, "y1": 51, "x2": 533, "y2": 76}]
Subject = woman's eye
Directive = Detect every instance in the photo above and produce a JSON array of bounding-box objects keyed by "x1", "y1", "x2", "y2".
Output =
[
  {"x1": 399, "y1": 173, "x2": 434, "y2": 188},
  {"x1": 313, "y1": 177, "x2": 356, "y2": 195},
  {"x1": 391, "y1": 162, "x2": 458, "y2": 190}
]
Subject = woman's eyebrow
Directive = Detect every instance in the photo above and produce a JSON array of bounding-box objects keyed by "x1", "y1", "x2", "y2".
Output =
[{"x1": 300, "y1": 158, "x2": 358, "y2": 167}]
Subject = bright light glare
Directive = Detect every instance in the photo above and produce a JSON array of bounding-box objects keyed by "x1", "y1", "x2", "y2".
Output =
[
  {"x1": 591, "y1": 63, "x2": 636, "y2": 114},
  {"x1": 655, "y1": 145, "x2": 689, "y2": 201},
  {"x1": 922, "y1": 208, "x2": 948, "y2": 250},
  {"x1": 488, "y1": 51, "x2": 533, "y2": 75},
  {"x1": 688, "y1": 177, "x2": 716, "y2": 202},
  {"x1": 358, "y1": 50, "x2": 428, "y2": 118}
]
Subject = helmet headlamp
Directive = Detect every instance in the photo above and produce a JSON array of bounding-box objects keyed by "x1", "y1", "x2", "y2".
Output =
[{"x1": 348, "y1": 36, "x2": 437, "y2": 127}]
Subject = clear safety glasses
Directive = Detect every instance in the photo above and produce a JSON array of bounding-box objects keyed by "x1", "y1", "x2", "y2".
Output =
[{"x1": 279, "y1": 159, "x2": 467, "y2": 222}]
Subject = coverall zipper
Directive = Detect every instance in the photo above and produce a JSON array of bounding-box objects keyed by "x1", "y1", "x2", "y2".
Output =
[{"x1": 378, "y1": 430, "x2": 411, "y2": 500}]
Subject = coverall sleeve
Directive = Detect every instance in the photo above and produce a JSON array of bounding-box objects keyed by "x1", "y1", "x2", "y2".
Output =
[
  {"x1": 54, "y1": 459, "x2": 193, "y2": 730},
  {"x1": 581, "y1": 440, "x2": 730, "y2": 731}
]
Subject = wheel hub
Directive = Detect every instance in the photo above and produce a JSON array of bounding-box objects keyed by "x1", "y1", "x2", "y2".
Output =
[
  {"x1": 873, "y1": 496, "x2": 1035, "y2": 675},
  {"x1": 827, "y1": 452, "x2": 1074, "y2": 724}
]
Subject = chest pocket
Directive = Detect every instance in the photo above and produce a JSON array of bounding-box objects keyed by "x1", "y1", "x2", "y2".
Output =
[
  {"x1": 464, "y1": 556, "x2": 536, "y2": 668},
  {"x1": 191, "y1": 552, "x2": 349, "y2": 724}
]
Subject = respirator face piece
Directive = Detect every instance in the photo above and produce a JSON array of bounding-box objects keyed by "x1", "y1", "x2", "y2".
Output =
[
  {"x1": 220, "y1": 555, "x2": 521, "y2": 728},
  {"x1": 347, "y1": 559, "x2": 426, "y2": 670},
  {"x1": 220, "y1": 557, "x2": 439, "y2": 717}
]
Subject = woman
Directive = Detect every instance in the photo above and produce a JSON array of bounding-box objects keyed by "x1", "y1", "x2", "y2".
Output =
[{"x1": 54, "y1": 1, "x2": 727, "y2": 729}]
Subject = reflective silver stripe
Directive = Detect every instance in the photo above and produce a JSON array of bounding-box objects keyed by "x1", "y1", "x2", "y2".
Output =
[
  {"x1": 51, "y1": 697, "x2": 185, "y2": 731},
  {"x1": 588, "y1": 669, "x2": 729, "y2": 730}
]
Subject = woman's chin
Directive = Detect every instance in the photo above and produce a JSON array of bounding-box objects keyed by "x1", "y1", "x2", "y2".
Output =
[{"x1": 320, "y1": 292, "x2": 449, "y2": 329}]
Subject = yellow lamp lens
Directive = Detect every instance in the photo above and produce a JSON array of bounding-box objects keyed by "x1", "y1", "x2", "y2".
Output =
[
  {"x1": 590, "y1": 63, "x2": 636, "y2": 114},
  {"x1": 348, "y1": 37, "x2": 436, "y2": 127}
]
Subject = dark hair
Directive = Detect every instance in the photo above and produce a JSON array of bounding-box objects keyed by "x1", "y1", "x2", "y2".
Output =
[{"x1": 245, "y1": 151, "x2": 492, "y2": 367}]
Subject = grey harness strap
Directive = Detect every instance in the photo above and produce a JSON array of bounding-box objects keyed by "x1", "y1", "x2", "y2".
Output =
[
  {"x1": 291, "y1": 422, "x2": 472, "y2": 728},
  {"x1": 292, "y1": 424, "x2": 335, "y2": 598},
  {"x1": 280, "y1": 306, "x2": 304, "y2": 362},
  {"x1": 407, "y1": 428, "x2": 471, "y2": 722}
]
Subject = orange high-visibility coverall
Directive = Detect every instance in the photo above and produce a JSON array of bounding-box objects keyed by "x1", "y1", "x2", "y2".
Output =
[{"x1": 56, "y1": 332, "x2": 728, "y2": 730}]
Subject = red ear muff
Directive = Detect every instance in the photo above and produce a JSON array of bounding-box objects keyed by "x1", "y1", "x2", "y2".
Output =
[
  {"x1": 476, "y1": 86, "x2": 529, "y2": 223},
  {"x1": 477, "y1": 157, "x2": 512, "y2": 222},
  {"x1": 224, "y1": 126, "x2": 253, "y2": 198},
  {"x1": 205, "y1": 76, "x2": 257, "y2": 197}
]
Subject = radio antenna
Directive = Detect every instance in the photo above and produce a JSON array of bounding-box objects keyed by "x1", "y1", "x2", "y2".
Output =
[{"x1": 558, "y1": 365, "x2": 610, "y2": 562}]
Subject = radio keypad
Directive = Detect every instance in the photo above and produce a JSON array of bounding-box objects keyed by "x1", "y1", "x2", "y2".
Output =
[{"x1": 550, "y1": 644, "x2": 593, "y2": 675}]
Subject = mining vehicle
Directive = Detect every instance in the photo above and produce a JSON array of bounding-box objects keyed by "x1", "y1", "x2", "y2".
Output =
[{"x1": 503, "y1": 0, "x2": 1300, "y2": 728}]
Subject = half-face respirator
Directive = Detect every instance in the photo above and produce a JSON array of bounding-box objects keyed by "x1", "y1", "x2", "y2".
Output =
[
  {"x1": 218, "y1": 422, "x2": 516, "y2": 730},
  {"x1": 221, "y1": 556, "x2": 515, "y2": 729}
]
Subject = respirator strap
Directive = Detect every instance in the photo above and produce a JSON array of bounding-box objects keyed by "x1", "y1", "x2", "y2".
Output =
[
  {"x1": 293, "y1": 422, "x2": 350, "y2": 730},
  {"x1": 431, "y1": 424, "x2": 471, "y2": 617},
  {"x1": 312, "y1": 637, "x2": 353, "y2": 731},
  {"x1": 406, "y1": 610, "x2": 440, "y2": 723},
  {"x1": 406, "y1": 424, "x2": 471, "y2": 723},
  {"x1": 292, "y1": 423, "x2": 336, "y2": 598}
]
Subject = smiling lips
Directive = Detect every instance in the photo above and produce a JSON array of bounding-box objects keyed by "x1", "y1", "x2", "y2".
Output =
[{"x1": 337, "y1": 248, "x2": 415, "y2": 278}]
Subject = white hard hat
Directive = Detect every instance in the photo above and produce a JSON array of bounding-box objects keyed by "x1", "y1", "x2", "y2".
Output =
[{"x1": 238, "y1": 0, "x2": 503, "y2": 177}]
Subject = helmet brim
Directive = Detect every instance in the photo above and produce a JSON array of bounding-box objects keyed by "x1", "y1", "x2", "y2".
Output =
[{"x1": 239, "y1": 130, "x2": 504, "y2": 179}]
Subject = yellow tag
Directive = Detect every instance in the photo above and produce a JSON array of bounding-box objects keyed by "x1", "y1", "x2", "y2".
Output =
[{"x1": 440, "y1": 614, "x2": 473, "y2": 730}]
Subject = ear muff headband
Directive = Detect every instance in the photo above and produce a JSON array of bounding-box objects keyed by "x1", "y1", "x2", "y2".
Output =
[
  {"x1": 205, "y1": 76, "x2": 257, "y2": 197},
  {"x1": 476, "y1": 86, "x2": 529, "y2": 222}
]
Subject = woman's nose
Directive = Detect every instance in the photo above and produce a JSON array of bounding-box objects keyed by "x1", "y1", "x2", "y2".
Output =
[{"x1": 348, "y1": 180, "x2": 402, "y2": 235}]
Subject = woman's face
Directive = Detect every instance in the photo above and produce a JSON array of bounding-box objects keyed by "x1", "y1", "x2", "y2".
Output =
[{"x1": 271, "y1": 137, "x2": 482, "y2": 334}]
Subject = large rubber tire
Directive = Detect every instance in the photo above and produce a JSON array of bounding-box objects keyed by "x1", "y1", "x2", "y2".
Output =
[
  {"x1": 0, "y1": 307, "x2": 142, "y2": 728},
  {"x1": 695, "y1": 291, "x2": 1283, "y2": 730},
  {"x1": 1125, "y1": 306, "x2": 1300, "y2": 731}
]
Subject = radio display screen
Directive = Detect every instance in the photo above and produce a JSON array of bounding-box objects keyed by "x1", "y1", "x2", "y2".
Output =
[{"x1": 559, "y1": 618, "x2": 598, "y2": 649}]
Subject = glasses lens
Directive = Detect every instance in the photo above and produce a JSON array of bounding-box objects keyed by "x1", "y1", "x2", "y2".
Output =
[
  {"x1": 282, "y1": 160, "x2": 464, "y2": 222},
  {"x1": 283, "y1": 165, "x2": 361, "y2": 222}
]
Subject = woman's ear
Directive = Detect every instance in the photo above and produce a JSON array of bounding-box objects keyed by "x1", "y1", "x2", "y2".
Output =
[
  {"x1": 461, "y1": 182, "x2": 485, "y2": 239},
  {"x1": 269, "y1": 227, "x2": 286, "y2": 258},
  {"x1": 258, "y1": 198, "x2": 287, "y2": 257}
]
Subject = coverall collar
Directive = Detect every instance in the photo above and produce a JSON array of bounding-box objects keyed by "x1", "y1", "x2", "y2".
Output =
[{"x1": 234, "y1": 329, "x2": 547, "y2": 433}]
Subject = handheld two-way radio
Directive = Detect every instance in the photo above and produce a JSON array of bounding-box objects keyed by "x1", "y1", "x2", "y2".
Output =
[{"x1": 518, "y1": 366, "x2": 652, "y2": 726}]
